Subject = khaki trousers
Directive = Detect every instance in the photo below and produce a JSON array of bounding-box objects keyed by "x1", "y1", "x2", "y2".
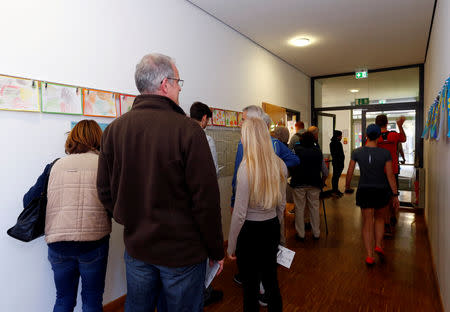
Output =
[{"x1": 292, "y1": 187, "x2": 321, "y2": 238}]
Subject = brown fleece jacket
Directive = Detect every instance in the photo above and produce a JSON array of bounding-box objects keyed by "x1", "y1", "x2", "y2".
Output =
[{"x1": 97, "y1": 94, "x2": 224, "y2": 267}]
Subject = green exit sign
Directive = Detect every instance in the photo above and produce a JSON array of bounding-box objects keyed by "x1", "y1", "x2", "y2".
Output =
[
  {"x1": 356, "y1": 98, "x2": 370, "y2": 105},
  {"x1": 355, "y1": 70, "x2": 368, "y2": 79}
]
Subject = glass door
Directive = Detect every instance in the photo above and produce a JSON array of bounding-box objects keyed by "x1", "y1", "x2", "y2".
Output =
[{"x1": 362, "y1": 109, "x2": 416, "y2": 206}]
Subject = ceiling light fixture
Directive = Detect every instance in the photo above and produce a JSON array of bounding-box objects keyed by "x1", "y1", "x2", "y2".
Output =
[
  {"x1": 350, "y1": 89, "x2": 359, "y2": 93},
  {"x1": 289, "y1": 37, "x2": 310, "y2": 47}
]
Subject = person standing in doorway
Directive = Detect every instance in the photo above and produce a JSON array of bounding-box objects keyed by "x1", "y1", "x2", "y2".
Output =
[
  {"x1": 375, "y1": 114, "x2": 406, "y2": 235},
  {"x1": 345, "y1": 124, "x2": 399, "y2": 265},
  {"x1": 288, "y1": 121, "x2": 306, "y2": 150},
  {"x1": 97, "y1": 53, "x2": 224, "y2": 312},
  {"x1": 330, "y1": 130, "x2": 345, "y2": 197}
]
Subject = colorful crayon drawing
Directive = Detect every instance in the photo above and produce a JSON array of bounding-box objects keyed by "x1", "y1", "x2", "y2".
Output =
[
  {"x1": 445, "y1": 79, "x2": 450, "y2": 138},
  {"x1": 225, "y1": 111, "x2": 238, "y2": 127},
  {"x1": 429, "y1": 95, "x2": 439, "y2": 139},
  {"x1": 120, "y1": 94, "x2": 136, "y2": 115},
  {"x1": 83, "y1": 89, "x2": 117, "y2": 117},
  {"x1": 213, "y1": 108, "x2": 226, "y2": 126},
  {"x1": 238, "y1": 112, "x2": 243, "y2": 127},
  {"x1": 71, "y1": 121, "x2": 109, "y2": 131},
  {"x1": 0, "y1": 75, "x2": 40, "y2": 112},
  {"x1": 41, "y1": 83, "x2": 83, "y2": 115},
  {"x1": 422, "y1": 105, "x2": 433, "y2": 139}
]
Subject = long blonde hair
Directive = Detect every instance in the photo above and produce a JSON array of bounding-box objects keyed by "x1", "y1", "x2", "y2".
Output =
[{"x1": 241, "y1": 117, "x2": 286, "y2": 210}]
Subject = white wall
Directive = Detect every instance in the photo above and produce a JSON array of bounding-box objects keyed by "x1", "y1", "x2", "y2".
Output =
[
  {"x1": 0, "y1": 0, "x2": 310, "y2": 311},
  {"x1": 423, "y1": 0, "x2": 450, "y2": 310}
]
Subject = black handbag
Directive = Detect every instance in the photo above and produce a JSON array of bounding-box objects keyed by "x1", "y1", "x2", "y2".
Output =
[{"x1": 7, "y1": 159, "x2": 59, "y2": 242}]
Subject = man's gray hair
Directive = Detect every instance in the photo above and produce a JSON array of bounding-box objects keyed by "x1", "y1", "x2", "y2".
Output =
[
  {"x1": 243, "y1": 105, "x2": 264, "y2": 119},
  {"x1": 135, "y1": 53, "x2": 175, "y2": 94},
  {"x1": 262, "y1": 113, "x2": 272, "y2": 127}
]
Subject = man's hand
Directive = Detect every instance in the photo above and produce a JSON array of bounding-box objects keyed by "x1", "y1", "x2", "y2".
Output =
[
  {"x1": 210, "y1": 258, "x2": 224, "y2": 277},
  {"x1": 397, "y1": 116, "x2": 406, "y2": 127},
  {"x1": 227, "y1": 253, "x2": 236, "y2": 261}
]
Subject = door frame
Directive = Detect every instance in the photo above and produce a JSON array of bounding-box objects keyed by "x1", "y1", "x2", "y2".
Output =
[{"x1": 310, "y1": 63, "x2": 424, "y2": 168}]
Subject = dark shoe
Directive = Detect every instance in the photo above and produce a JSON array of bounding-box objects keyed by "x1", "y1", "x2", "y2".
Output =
[
  {"x1": 258, "y1": 293, "x2": 268, "y2": 307},
  {"x1": 345, "y1": 188, "x2": 354, "y2": 194},
  {"x1": 374, "y1": 246, "x2": 385, "y2": 262},
  {"x1": 384, "y1": 224, "x2": 393, "y2": 238},
  {"x1": 295, "y1": 234, "x2": 305, "y2": 242},
  {"x1": 305, "y1": 222, "x2": 312, "y2": 230},
  {"x1": 288, "y1": 208, "x2": 295, "y2": 214},
  {"x1": 336, "y1": 191, "x2": 344, "y2": 197},
  {"x1": 233, "y1": 273, "x2": 242, "y2": 286},
  {"x1": 204, "y1": 289, "x2": 223, "y2": 306},
  {"x1": 313, "y1": 235, "x2": 320, "y2": 240},
  {"x1": 390, "y1": 216, "x2": 397, "y2": 227}
]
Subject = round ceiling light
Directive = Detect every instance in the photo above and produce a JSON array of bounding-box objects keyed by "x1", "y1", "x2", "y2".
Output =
[
  {"x1": 350, "y1": 89, "x2": 359, "y2": 93},
  {"x1": 289, "y1": 37, "x2": 310, "y2": 47}
]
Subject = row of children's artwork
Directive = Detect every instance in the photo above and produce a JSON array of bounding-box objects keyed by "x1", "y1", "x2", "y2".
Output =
[
  {"x1": 0, "y1": 74, "x2": 136, "y2": 117},
  {"x1": 210, "y1": 108, "x2": 243, "y2": 127},
  {"x1": 0, "y1": 74, "x2": 244, "y2": 127},
  {"x1": 422, "y1": 77, "x2": 450, "y2": 140}
]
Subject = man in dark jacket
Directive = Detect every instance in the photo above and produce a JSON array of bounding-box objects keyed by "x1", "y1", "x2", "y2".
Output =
[
  {"x1": 290, "y1": 131, "x2": 328, "y2": 241},
  {"x1": 97, "y1": 53, "x2": 224, "y2": 312},
  {"x1": 330, "y1": 130, "x2": 345, "y2": 197}
]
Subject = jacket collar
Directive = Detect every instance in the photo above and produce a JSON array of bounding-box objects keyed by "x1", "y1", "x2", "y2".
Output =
[{"x1": 132, "y1": 94, "x2": 186, "y2": 116}]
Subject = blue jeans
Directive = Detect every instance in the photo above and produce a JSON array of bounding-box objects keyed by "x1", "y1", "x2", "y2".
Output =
[
  {"x1": 47, "y1": 239, "x2": 109, "y2": 312},
  {"x1": 124, "y1": 250, "x2": 206, "y2": 312}
]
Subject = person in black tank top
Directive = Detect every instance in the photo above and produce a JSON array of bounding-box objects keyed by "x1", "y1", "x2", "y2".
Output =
[{"x1": 345, "y1": 124, "x2": 399, "y2": 266}]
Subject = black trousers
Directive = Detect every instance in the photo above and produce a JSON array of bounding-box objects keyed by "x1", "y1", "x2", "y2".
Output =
[
  {"x1": 332, "y1": 163, "x2": 344, "y2": 192},
  {"x1": 236, "y1": 217, "x2": 282, "y2": 312}
]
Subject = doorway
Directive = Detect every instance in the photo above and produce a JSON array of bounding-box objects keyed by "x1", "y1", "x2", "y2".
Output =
[{"x1": 362, "y1": 109, "x2": 416, "y2": 206}]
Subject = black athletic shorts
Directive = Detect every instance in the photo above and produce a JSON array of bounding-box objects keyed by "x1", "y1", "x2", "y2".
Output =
[{"x1": 356, "y1": 187, "x2": 392, "y2": 209}]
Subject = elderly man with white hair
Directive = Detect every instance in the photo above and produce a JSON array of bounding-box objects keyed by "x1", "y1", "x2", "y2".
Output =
[{"x1": 97, "y1": 53, "x2": 224, "y2": 312}]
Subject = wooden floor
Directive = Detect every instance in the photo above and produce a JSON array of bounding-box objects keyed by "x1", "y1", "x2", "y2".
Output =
[{"x1": 107, "y1": 179, "x2": 443, "y2": 311}]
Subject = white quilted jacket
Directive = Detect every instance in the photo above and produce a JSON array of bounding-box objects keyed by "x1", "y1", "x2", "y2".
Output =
[{"x1": 45, "y1": 151, "x2": 111, "y2": 243}]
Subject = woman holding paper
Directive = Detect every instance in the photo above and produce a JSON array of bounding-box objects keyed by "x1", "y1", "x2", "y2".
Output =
[{"x1": 227, "y1": 117, "x2": 287, "y2": 312}]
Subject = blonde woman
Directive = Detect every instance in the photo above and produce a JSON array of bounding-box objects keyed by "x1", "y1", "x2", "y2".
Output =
[{"x1": 228, "y1": 117, "x2": 287, "y2": 312}]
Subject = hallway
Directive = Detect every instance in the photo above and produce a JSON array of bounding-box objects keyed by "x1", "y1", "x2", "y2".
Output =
[
  {"x1": 106, "y1": 180, "x2": 443, "y2": 311},
  {"x1": 204, "y1": 188, "x2": 442, "y2": 311}
]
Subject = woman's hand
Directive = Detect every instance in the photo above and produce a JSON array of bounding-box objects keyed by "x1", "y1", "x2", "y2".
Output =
[
  {"x1": 392, "y1": 196, "x2": 400, "y2": 210},
  {"x1": 228, "y1": 253, "x2": 236, "y2": 261}
]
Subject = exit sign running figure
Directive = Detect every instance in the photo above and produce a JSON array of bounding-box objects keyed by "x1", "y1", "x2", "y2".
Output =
[{"x1": 355, "y1": 70, "x2": 368, "y2": 79}]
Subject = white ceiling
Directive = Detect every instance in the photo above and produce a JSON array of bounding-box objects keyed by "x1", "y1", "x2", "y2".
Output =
[{"x1": 188, "y1": 0, "x2": 435, "y2": 77}]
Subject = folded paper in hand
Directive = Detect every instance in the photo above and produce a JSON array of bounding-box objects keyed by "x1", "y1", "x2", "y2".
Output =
[{"x1": 205, "y1": 258, "x2": 220, "y2": 288}]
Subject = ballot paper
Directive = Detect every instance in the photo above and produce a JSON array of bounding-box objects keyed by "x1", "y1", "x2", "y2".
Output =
[
  {"x1": 205, "y1": 259, "x2": 220, "y2": 288},
  {"x1": 277, "y1": 245, "x2": 295, "y2": 269}
]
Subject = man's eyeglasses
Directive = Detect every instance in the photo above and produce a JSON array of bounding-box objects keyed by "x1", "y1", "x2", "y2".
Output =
[{"x1": 166, "y1": 77, "x2": 184, "y2": 88}]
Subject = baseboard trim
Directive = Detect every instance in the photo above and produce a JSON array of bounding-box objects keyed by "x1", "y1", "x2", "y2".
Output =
[
  {"x1": 103, "y1": 295, "x2": 126, "y2": 312},
  {"x1": 425, "y1": 224, "x2": 444, "y2": 311}
]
